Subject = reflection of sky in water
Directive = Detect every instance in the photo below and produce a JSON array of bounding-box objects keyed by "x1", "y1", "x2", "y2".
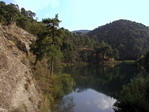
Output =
[{"x1": 64, "y1": 88, "x2": 116, "y2": 112}]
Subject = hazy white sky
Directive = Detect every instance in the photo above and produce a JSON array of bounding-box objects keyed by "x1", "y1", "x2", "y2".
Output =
[{"x1": 2, "y1": 0, "x2": 149, "y2": 31}]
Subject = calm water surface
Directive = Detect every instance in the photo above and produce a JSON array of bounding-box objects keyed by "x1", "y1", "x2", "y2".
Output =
[
  {"x1": 64, "y1": 88, "x2": 116, "y2": 112},
  {"x1": 55, "y1": 63, "x2": 147, "y2": 112}
]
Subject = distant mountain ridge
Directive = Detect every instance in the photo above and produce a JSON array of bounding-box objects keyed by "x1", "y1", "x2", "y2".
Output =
[
  {"x1": 72, "y1": 30, "x2": 90, "y2": 34},
  {"x1": 88, "y1": 19, "x2": 149, "y2": 60}
]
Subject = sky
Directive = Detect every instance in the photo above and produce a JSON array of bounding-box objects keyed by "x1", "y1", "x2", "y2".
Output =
[{"x1": 2, "y1": 0, "x2": 149, "y2": 31}]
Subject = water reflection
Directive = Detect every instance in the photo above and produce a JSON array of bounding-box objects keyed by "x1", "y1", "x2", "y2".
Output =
[
  {"x1": 65, "y1": 88, "x2": 116, "y2": 112},
  {"x1": 55, "y1": 63, "x2": 147, "y2": 112},
  {"x1": 62, "y1": 64, "x2": 146, "y2": 98},
  {"x1": 53, "y1": 96, "x2": 75, "y2": 112}
]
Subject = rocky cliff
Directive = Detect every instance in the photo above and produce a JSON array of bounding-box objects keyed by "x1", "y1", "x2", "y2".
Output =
[{"x1": 0, "y1": 24, "x2": 41, "y2": 112}]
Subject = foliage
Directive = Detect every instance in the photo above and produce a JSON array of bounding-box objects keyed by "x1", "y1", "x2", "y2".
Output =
[
  {"x1": 21, "y1": 8, "x2": 36, "y2": 19},
  {"x1": 74, "y1": 32, "x2": 95, "y2": 49},
  {"x1": 0, "y1": 2, "x2": 120, "y2": 64},
  {"x1": 30, "y1": 32, "x2": 49, "y2": 65},
  {"x1": 61, "y1": 29, "x2": 77, "y2": 63},
  {"x1": 41, "y1": 14, "x2": 63, "y2": 75},
  {"x1": 94, "y1": 41, "x2": 119, "y2": 61},
  {"x1": 144, "y1": 51, "x2": 149, "y2": 72},
  {"x1": 88, "y1": 19, "x2": 149, "y2": 60},
  {"x1": 137, "y1": 51, "x2": 149, "y2": 72},
  {"x1": 50, "y1": 74, "x2": 75, "y2": 99},
  {"x1": 114, "y1": 77, "x2": 149, "y2": 112},
  {"x1": 29, "y1": 56, "x2": 75, "y2": 112},
  {"x1": 0, "y1": 1, "x2": 43, "y2": 36},
  {"x1": 77, "y1": 40, "x2": 119, "y2": 63},
  {"x1": 2, "y1": 2, "x2": 149, "y2": 112},
  {"x1": 0, "y1": 2, "x2": 20, "y2": 24}
]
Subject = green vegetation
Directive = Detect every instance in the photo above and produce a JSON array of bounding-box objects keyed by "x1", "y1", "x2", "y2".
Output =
[
  {"x1": 0, "y1": 2, "x2": 76, "y2": 111},
  {"x1": 1, "y1": 1, "x2": 149, "y2": 112},
  {"x1": 0, "y1": 2, "x2": 19, "y2": 25},
  {"x1": 114, "y1": 77, "x2": 149, "y2": 112},
  {"x1": 29, "y1": 57, "x2": 75, "y2": 112},
  {"x1": 144, "y1": 51, "x2": 149, "y2": 72},
  {"x1": 0, "y1": 1, "x2": 37, "y2": 33},
  {"x1": 137, "y1": 51, "x2": 149, "y2": 72},
  {"x1": 31, "y1": 14, "x2": 63, "y2": 75},
  {"x1": 42, "y1": 15, "x2": 63, "y2": 75},
  {"x1": 88, "y1": 20, "x2": 149, "y2": 60},
  {"x1": 1, "y1": 2, "x2": 149, "y2": 64},
  {"x1": 0, "y1": 1, "x2": 119, "y2": 64},
  {"x1": 114, "y1": 51, "x2": 149, "y2": 112}
]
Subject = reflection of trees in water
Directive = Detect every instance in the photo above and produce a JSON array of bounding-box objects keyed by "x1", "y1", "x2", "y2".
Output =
[
  {"x1": 53, "y1": 96, "x2": 75, "y2": 112},
  {"x1": 62, "y1": 64, "x2": 147, "y2": 98},
  {"x1": 55, "y1": 64, "x2": 149, "y2": 112},
  {"x1": 114, "y1": 76, "x2": 149, "y2": 112}
]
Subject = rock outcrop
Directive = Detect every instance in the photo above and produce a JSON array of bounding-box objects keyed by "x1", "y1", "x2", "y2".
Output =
[{"x1": 0, "y1": 24, "x2": 41, "y2": 112}]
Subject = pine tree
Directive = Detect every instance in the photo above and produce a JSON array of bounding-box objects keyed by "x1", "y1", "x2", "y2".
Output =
[{"x1": 42, "y1": 14, "x2": 63, "y2": 75}]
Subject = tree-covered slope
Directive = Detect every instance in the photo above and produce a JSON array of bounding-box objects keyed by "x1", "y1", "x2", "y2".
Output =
[
  {"x1": 88, "y1": 20, "x2": 149, "y2": 60},
  {"x1": 72, "y1": 30, "x2": 90, "y2": 34}
]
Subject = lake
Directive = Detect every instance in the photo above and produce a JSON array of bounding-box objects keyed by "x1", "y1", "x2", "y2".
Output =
[{"x1": 54, "y1": 63, "x2": 147, "y2": 112}]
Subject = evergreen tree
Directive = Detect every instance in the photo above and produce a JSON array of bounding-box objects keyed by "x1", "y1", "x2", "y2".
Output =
[
  {"x1": 5, "y1": 3, "x2": 20, "y2": 24},
  {"x1": 30, "y1": 32, "x2": 48, "y2": 65},
  {"x1": 42, "y1": 14, "x2": 63, "y2": 75}
]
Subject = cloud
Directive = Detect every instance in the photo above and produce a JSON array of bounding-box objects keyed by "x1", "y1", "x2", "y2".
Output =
[
  {"x1": 95, "y1": 97, "x2": 116, "y2": 110},
  {"x1": 13, "y1": 0, "x2": 60, "y2": 12},
  {"x1": 67, "y1": 89, "x2": 117, "y2": 112}
]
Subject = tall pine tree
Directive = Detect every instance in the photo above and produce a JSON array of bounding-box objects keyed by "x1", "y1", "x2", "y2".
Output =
[{"x1": 42, "y1": 14, "x2": 63, "y2": 75}]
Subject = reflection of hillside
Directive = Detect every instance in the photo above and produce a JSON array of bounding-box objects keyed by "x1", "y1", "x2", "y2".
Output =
[
  {"x1": 62, "y1": 64, "x2": 146, "y2": 98},
  {"x1": 53, "y1": 96, "x2": 75, "y2": 112}
]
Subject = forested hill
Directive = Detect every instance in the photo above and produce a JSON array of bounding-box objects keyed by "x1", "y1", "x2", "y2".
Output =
[
  {"x1": 88, "y1": 20, "x2": 149, "y2": 60},
  {"x1": 72, "y1": 30, "x2": 90, "y2": 34}
]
